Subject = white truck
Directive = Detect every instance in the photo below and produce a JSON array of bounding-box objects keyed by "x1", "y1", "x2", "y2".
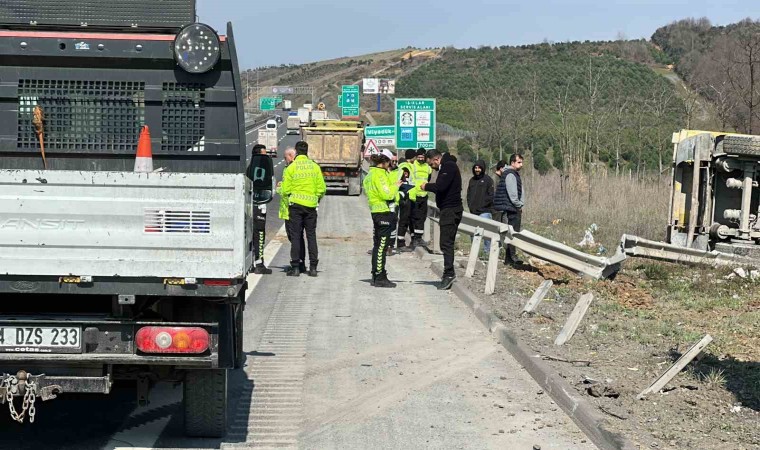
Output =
[
  {"x1": 282, "y1": 100, "x2": 292, "y2": 111},
  {"x1": 0, "y1": 5, "x2": 262, "y2": 438},
  {"x1": 258, "y1": 119, "x2": 279, "y2": 157},
  {"x1": 287, "y1": 115, "x2": 301, "y2": 135},
  {"x1": 297, "y1": 107, "x2": 310, "y2": 126},
  {"x1": 310, "y1": 110, "x2": 328, "y2": 121}
]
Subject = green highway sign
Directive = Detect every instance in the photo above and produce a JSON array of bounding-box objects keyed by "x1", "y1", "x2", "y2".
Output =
[
  {"x1": 259, "y1": 97, "x2": 278, "y2": 111},
  {"x1": 342, "y1": 106, "x2": 360, "y2": 117},
  {"x1": 395, "y1": 98, "x2": 436, "y2": 149},
  {"x1": 341, "y1": 85, "x2": 359, "y2": 108},
  {"x1": 364, "y1": 125, "x2": 395, "y2": 138},
  {"x1": 365, "y1": 125, "x2": 396, "y2": 146}
]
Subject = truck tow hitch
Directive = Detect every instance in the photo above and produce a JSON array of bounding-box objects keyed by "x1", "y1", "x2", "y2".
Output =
[{"x1": 0, "y1": 371, "x2": 61, "y2": 423}]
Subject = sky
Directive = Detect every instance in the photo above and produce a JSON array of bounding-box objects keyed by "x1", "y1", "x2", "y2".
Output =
[{"x1": 197, "y1": 0, "x2": 759, "y2": 70}]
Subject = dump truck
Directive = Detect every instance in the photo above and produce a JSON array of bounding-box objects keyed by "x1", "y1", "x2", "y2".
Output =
[
  {"x1": 301, "y1": 120, "x2": 364, "y2": 195},
  {"x1": 668, "y1": 129, "x2": 760, "y2": 256},
  {"x1": 0, "y1": 0, "x2": 255, "y2": 437}
]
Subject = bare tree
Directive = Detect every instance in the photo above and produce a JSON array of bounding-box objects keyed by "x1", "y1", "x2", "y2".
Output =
[{"x1": 725, "y1": 20, "x2": 760, "y2": 133}]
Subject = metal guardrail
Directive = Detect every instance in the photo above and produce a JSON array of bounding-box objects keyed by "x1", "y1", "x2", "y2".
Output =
[
  {"x1": 617, "y1": 234, "x2": 760, "y2": 268},
  {"x1": 426, "y1": 203, "x2": 625, "y2": 294},
  {"x1": 425, "y1": 202, "x2": 760, "y2": 294}
]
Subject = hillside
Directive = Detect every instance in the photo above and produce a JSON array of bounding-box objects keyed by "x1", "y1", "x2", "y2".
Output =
[
  {"x1": 397, "y1": 42, "x2": 691, "y2": 174},
  {"x1": 652, "y1": 17, "x2": 760, "y2": 134},
  {"x1": 241, "y1": 48, "x2": 442, "y2": 113}
]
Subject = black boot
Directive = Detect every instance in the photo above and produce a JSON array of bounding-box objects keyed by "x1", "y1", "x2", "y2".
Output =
[
  {"x1": 439, "y1": 274, "x2": 456, "y2": 290},
  {"x1": 286, "y1": 265, "x2": 300, "y2": 277},
  {"x1": 254, "y1": 265, "x2": 272, "y2": 275},
  {"x1": 370, "y1": 272, "x2": 376, "y2": 286},
  {"x1": 308, "y1": 266, "x2": 318, "y2": 277},
  {"x1": 299, "y1": 262, "x2": 307, "y2": 273},
  {"x1": 374, "y1": 272, "x2": 397, "y2": 288}
]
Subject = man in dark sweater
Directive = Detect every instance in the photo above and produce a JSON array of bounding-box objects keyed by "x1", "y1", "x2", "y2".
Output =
[
  {"x1": 466, "y1": 159, "x2": 494, "y2": 254},
  {"x1": 493, "y1": 154, "x2": 525, "y2": 266},
  {"x1": 420, "y1": 149, "x2": 463, "y2": 290}
]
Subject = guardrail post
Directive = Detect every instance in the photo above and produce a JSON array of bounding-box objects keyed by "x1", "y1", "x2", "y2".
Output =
[
  {"x1": 465, "y1": 228, "x2": 483, "y2": 278},
  {"x1": 432, "y1": 220, "x2": 442, "y2": 254},
  {"x1": 484, "y1": 232, "x2": 500, "y2": 295},
  {"x1": 423, "y1": 216, "x2": 431, "y2": 243}
]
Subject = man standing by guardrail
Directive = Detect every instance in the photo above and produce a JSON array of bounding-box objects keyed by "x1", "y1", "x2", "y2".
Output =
[
  {"x1": 281, "y1": 141, "x2": 326, "y2": 277},
  {"x1": 411, "y1": 148, "x2": 433, "y2": 248},
  {"x1": 494, "y1": 154, "x2": 525, "y2": 267},
  {"x1": 421, "y1": 149, "x2": 463, "y2": 290},
  {"x1": 467, "y1": 159, "x2": 494, "y2": 256}
]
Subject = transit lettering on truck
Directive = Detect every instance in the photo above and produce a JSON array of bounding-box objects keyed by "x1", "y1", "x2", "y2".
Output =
[{"x1": 0, "y1": 218, "x2": 85, "y2": 231}]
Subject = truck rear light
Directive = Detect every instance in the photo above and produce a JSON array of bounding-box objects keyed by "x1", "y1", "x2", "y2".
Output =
[
  {"x1": 135, "y1": 327, "x2": 210, "y2": 354},
  {"x1": 203, "y1": 279, "x2": 232, "y2": 286}
]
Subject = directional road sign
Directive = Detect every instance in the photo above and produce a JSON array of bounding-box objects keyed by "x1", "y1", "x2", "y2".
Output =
[
  {"x1": 259, "y1": 97, "x2": 278, "y2": 111},
  {"x1": 395, "y1": 98, "x2": 436, "y2": 149},
  {"x1": 365, "y1": 125, "x2": 396, "y2": 147}
]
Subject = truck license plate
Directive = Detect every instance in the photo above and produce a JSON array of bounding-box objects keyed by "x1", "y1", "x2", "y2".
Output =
[{"x1": 0, "y1": 327, "x2": 82, "y2": 353}]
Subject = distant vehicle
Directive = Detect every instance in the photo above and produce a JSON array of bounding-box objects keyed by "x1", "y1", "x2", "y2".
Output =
[
  {"x1": 310, "y1": 110, "x2": 328, "y2": 121},
  {"x1": 275, "y1": 115, "x2": 283, "y2": 124},
  {"x1": 303, "y1": 103, "x2": 313, "y2": 111},
  {"x1": 297, "y1": 107, "x2": 310, "y2": 126},
  {"x1": 286, "y1": 116, "x2": 301, "y2": 135},
  {"x1": 259, "y1": 120, "x2": 279, "y2": 157},
  {"x1": 288, "y1": 111, "x2": 298, "y2": 116},
  {"x1": 282, "y1": 100, "x2": 292, "y2": 111},
  {"x1": 301, "y1": 120, "x2": 364, "y2": 195}
]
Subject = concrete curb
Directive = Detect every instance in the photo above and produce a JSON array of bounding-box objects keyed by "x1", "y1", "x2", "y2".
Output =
[{"x1": 416, "y1": 247, "x2": 635, "y2": 450}]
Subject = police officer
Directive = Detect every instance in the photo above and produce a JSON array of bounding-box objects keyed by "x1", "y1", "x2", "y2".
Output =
[
  {"x1": 248, "y1": 144, "x2": 272, "y2": 275},
  {"x1": 387, "y1": 150, "x2": 400, "y2": 255},
  {"x1": 281, "y1": 141, "x2": 326, "y2": 277},
  {"x1": 364, "y1": 150, "x2": 402, "y2": 288},
  {"x1": 396, "y1": 149, "x2": 416, "y2": 251},
  {"x1": 277, "y1": 148, "x2": 306, "y2": 272},
  {"x1": 411, "y1": 148, "x2": 432, "y2": 247}
]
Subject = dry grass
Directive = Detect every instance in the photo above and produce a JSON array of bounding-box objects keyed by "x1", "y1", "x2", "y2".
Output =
[{"x1": 522, "y1": 169, "x2": 670, "y2": 251}]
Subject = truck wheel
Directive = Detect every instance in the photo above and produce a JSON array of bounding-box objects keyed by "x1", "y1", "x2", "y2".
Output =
[
  {"x1": 348, "y1": 176, "x2": 362, "y2": 196},
  {"x1": 722, "y1": 135, "x2": 760, "y2": 156},
  {"x1": 183, "y1": 369, "x2": 228, "y2": 437},
  {"x1": 234, "y1": 302, "x2": 245, "y2": 369}
]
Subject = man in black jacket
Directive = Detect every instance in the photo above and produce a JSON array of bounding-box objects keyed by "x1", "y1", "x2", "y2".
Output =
[
  {"x1": 493, "y1": 154, "x2": 525, "y2": 266},
  {"x1": 467, "y1": 159, "x2": 494, "y2": 254},
  {"x1": 421, "y1": 149, "x2": 462, "y2": 290}
]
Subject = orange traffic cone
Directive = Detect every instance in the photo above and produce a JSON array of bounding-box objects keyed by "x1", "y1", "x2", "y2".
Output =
[{"x1": 134, "y1": 125, "x2": 153, "y2": 173}]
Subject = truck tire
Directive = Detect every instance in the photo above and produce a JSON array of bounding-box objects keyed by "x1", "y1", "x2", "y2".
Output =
[
  {"x1": 234, "y1": 302, "x2": 245, "y2": 369},
  {"x1": 348, "y1": 176, "x2": 362, "y2": 196},
  {"x1": 722, "y1": 135, "x2": 760, "y2": 156},
  {"x1": 183, "y1": 369, "x2": 228, "y2": 437}
]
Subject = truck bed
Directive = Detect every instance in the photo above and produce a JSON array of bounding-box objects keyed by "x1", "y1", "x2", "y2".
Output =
[{"x1": 0, "y1": 170, "x2": 249, "y2": 280}]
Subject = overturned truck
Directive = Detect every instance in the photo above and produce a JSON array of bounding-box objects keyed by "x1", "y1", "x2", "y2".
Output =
[{"x1": 668, "y1": 130, "x2": 760, "y2": 257}]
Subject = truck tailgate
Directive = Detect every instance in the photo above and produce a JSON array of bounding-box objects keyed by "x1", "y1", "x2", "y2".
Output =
[
  {"x1": 0, "y1": 170, "x2": 247, "y2": 279},
  {"x1": 304, "y1": 130, "x2": 362, "y2": 166}
]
